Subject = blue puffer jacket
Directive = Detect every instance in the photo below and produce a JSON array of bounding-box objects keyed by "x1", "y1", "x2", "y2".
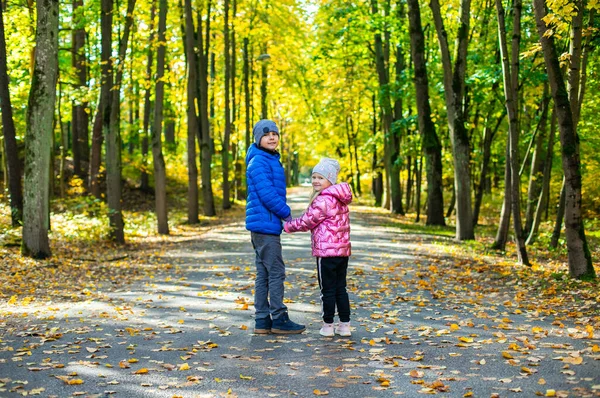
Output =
[{"x1": 245, "y1": 144, "x2": 291, "y2": 235}]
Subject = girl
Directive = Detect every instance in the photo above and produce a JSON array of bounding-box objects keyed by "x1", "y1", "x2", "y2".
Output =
[{"x1": 284, "y1": 158, "x2": 353, "y2": 337}]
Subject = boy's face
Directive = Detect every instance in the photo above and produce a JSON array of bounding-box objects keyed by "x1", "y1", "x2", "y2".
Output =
[
  {"x1": 312, "y1": 173, "x2": 332, "y2": 192},
  {"x1": 259, "y1": 131, "x2": 280, "y2": 151}
]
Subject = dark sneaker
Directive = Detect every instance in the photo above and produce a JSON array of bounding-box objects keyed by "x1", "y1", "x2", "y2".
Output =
[
  {"x1": 254, "y1": 317, "x2": 272, "y2": 334},
  {"x1": 272, "y1": 313, "x2": 305, "y2": 334}
]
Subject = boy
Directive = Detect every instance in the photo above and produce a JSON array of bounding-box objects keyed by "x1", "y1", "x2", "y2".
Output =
[{"x1": 245, "y1": 119, "x2": 305, "y2": 334}]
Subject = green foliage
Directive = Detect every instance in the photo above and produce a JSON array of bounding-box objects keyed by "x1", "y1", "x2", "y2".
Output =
[{"x1": 0, "y1": 0, "x2": 598, "y2": 273}]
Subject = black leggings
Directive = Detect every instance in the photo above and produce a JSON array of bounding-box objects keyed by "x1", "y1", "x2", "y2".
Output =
[{"x1": 317, "y1": 256, "x2": 350, "y2": 323}]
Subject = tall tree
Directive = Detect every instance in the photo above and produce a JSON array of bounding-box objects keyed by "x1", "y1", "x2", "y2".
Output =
[
  {"x1": 371, "y1": 93, "x2": 383, "y2": 206},
  {"x1": 532, "y1": 0, "x2": 595, "y2": 278},
  {"x1": 183, "y1": 0, "x2": 199, "y2": 223},
  {"x1": 495, "y1": 0, "x2": 529, "y2": 265},
  {"x1": 259, "y1": 44, "x2": 268, "y2": 119},
  {"x1": 222, "y1": 0, "x2": 231, "y2": 209},
  {"x1": 197, "y1": 0, "x2": 216, "y2": 216},
  {"x1": 472, "y1": 105, "x2": 504, "y2": 227},
  {"x1": 90, "y1": 0, "x2": 115, "y2": 199},
  {"x1": 0, "y1": 2, "x2": 23, "y2": 226},
  {"x1": 141, "y1": 0, "x2": 157, "y2": 192},
  {"x1": 105, "y1": 0, "x2": 136, "y2": 242},
  {"x1": 406, "y1": 0, "x2": 445, "y2": 226},
  {"x1": 151, "y1": 0, "x2": 169, "y2": 234},
  {"x1": 243, "y1": 37, "x2": 250, "y2": 149},
  {"x1": 527, "y1": 109, "x2": 556, "y2": 245},
  {"x1": 430, "y1": 0, "x2": 474, "y2": 240},
  {"x1": 22, "y1": 0, "x2": 59, "y2": 258},
  {"x1": 525, "y1": 85, "x2": 551, "y2": 234},
  {"x1": 71, "y1": 0, "x2": 89, "y2": 181},
  {"x1": 370, "y1": 0, "x2": 403, "y2": 214}
]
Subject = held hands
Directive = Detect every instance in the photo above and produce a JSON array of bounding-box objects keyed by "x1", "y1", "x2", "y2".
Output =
[{"x1": 282, "y1": 215, "x2": 292, "y2": 233}]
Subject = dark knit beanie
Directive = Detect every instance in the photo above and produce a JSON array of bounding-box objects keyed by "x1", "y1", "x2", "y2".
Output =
[{"x1": 253, "y1": 119, "x2": 280, "y2": 146}]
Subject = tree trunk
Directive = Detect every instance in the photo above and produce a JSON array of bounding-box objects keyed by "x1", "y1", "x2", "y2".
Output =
[
  {"x1": 525, "y1": 84, "x2": 550, "y2": 234},
  {"x1": 197, "y1": 0, "x2": 216, "y2": 216},
  {"x1": 473, "y1": 108, "x2": 504, "y2": 226},
  {"x1": 89, "y1": 97, "x2": 103, "y2": 198},
  {"x1": 527, "y1": 108, "x2": 556, "y2": 245},
  {"x1": 407, "y1": 0, "x2": 445, "y2": 225},
  {"x1": 222, "y1": 0, "x2": 231, "y2": 210},
  {"x1": 231, "y1": 0, "x2": 241, "y2": 200},
  {"x1": 260, "y1": 43, "x2": 268, "y2": 119},
  {"x1": 371, "y1": 94, "x2": 383, "y2": 206},
  {"x1": 105, "y1": 0, "x2": 136, "y2": 243},
  {"x1": 577, "y1": 10, "x2": 594, "y2": 126},
  {"x1": 430, "y1": 0, "x2": 474, "y2": 240},
  {"x1": 57, "y1": 85, "x2": 67, "y2": 198},
  {"x1": 492, "y1": 141, "x2": 511, "y2": 251},
  {"x1": 533, "y1": 0, "x2": 594, "y2": 278},
  {"x1": 0, "y1": 3, "x2": 23, "y2": 226},
  {"x1": 446, "y1": 186, "x2": 455, "y2": 219},
  {"x1": 183, "y1": 0, "x2": 198, "y2": 224},
  {"x1": 71, "y1": 0, "x2": 89, "y2": 181},
  {"x1": 371, "y1": 0, "x2": 402, "y2": 214},
  {"x1": 415, "y1": 155, "x2": 423, "y2": 223},
  {"x1": 150, "y1": 0, "x2": 169, "y2": 235},
  {"x1": 352, "y1": 128, "x2": 361, "y2": 195},
  {"x1": 141, "y1": 0, "x2": 156, "y2": 192},
  {"x1": 392, "y1": 0, "x2": 405, "y2": 214},
  {"x1": 243, "y1": 37, "x2": 250, "y2": 150},
  {"x1": 496, "y1": 0, "x2": 529, "y2": 265},
  {"x1": 550, "y1": 178, "x2": 566, "y2": 248},
  {"x1": 22, "y1": 0, "x2": 58, "y2": 258}
]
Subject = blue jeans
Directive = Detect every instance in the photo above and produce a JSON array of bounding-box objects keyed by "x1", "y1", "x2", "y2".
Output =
[{"x1": 251, "y1": 232, "x2": 288, "y2": 320}]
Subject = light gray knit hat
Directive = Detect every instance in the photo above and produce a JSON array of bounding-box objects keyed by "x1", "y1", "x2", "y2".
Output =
[{"x1": 312, "y1": 158, "x2": 340, "y2": 185}]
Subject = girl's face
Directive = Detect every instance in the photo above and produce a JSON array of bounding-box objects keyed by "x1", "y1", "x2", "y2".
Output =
[
  {"x1": 312, "y1": 173, "x2": 332, "y2": 192},
  {"x1": 259, "y1": 131, "x2": 280, "y2": 151}
]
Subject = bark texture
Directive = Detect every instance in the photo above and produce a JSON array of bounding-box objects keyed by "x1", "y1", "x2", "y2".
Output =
[
  {"x1": 22, "y1": 0, "x2": 59, "y2": 258},
  {"x1": 0, "y1": 3, "x2": 23, "y2": 226},
  {"x1": 407, "y1": 0, "x2": 445, "y2": 226},
  {"x1": 533, "y1": 0, "x2": 594, "y2": 278},
  {"x1": 430, "y1": 0, "x2": 474, "y2": 240},
  {"x1": 150, "y1": 0, "x2": 169, "y2": 234}
]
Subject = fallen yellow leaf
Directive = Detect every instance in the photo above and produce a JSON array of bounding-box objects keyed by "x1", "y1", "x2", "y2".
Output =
[
  {"x1": 179, "y1": 363, "x2": 190, "y2": 371},
  {"x1": 134, "y1": 368, "x2": 149, "y2": 374},
  {"x1": 586, "y1": 325, "x2": 594, "y2": 339},
  {"x1": 562, "y1": 356, "x2": 583, "y2": 365}
]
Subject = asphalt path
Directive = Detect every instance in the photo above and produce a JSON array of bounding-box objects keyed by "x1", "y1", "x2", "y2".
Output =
[{"x1": 1, "y1": 187, "x2": 598, "y2": 397}]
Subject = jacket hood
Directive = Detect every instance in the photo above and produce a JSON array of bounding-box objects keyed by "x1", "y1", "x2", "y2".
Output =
[
  {"x1": 246, "y1": 143, "x2": 280, "y2": 163},
  {"x1": 321, "y1": 182, "x2": 352, "y2": 205}
]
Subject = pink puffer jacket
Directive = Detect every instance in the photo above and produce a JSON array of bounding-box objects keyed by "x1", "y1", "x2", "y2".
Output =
[{"x1": 284, "y1": 183, "x2": 352, "y2": 257}]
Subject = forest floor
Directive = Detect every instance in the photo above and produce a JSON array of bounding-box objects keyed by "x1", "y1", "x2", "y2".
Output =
[{"x1": 0, "y1": 186, "x2": 599, "y2": 397}]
